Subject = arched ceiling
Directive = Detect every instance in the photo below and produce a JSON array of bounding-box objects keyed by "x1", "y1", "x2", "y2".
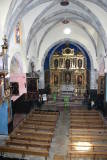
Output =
[{"x1": 1, "y1": 0, "x2": 107, "y2": 72}]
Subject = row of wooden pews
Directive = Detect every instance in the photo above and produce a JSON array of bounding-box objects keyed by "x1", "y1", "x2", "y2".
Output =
[
  {"x1": 68, "y1": 107, "x2": 107, "y2": 160},
  {"x1": 0, "y1": 110, "x2": 59, "y2": 160}
]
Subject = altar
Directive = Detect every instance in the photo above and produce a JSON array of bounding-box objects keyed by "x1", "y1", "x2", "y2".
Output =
[
  {"x1": 61, "y1": 84, "x2": 74, "y2": 95},
  {"x1": 45, "y1": 46, "x2": 89, "y2": 96}
]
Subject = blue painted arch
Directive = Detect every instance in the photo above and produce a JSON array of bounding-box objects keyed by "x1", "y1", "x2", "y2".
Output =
[{"x1": 44, "y1": 41, "x2": 91, "y2": 70}]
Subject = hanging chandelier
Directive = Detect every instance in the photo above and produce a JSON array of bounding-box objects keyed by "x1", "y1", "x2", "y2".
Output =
[
  {"x1": 62, "y1": 19, "x2": 69, "y2": 24},
  {"x1": 60, "y1": 0, "x2": 69, "y2": 6}
]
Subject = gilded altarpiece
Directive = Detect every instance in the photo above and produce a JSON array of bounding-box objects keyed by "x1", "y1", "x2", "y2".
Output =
[
  {"x1": 50, "y1": 47, "x2": 88, "y2": 96},
  {"x1": 97, "y1": 76, "x2": 104, "y2": 94}
]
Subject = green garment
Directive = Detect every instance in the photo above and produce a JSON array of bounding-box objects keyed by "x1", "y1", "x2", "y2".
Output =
[
  {"x1": 53, "y1": 92, "x2": 56, "y2": 102},
  {"x1": 64, "y1": 96, "x2": 69, "y2": 110}
]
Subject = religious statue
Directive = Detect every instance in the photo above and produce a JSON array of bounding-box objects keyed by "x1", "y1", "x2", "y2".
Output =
[
  {"x1": 0, "y1": 35, "x2": 8, "y2": 70},
  {"x1": 2, "y1": 35, "x2": 8, "y2": 51},
  {"x1": 54, "y1": 59, "x2": 58, "y2": 68},
  {"x1": 59, "y1": 58, "x2": 63, "y2": 68},
  {"x1": 65, "y1": 72, "x2": 71, "y2": 84},
  {"x1": 65, "y1": 59, "x2": 70, "y2": 69},
  {"x1": 78, "y1": 59, "x2": 82, "y2": 68},
  {"x1": 77, "y1": 75, "x2": 82, "y2": 85},
  {"x1": 54, "y1": 75, "x2": 58, "y2": 85}
]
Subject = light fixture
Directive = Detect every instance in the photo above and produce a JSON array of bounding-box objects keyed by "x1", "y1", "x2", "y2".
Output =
[
  {"x1": 60, "y1": 0, "x2": 69, "y2": 6},
  {"x1": 26, "y1": 55, "x2": 29, "y2": 60},
  {"x1": 64, "y1": 28, "x2": 71, "y2": 35},
  {"x1": 62, "y1": 19, "x2": 69, "y2": 24}
]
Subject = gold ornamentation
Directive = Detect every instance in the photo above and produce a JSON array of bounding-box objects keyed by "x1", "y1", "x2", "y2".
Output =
[{"x1": 49, "y1": 47, "x2": 87, "y2": 95}]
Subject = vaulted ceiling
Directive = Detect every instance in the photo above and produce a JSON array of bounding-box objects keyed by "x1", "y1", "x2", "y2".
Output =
[{"x1": 0, "y1": 0, "x2": 107, "y2": 73}]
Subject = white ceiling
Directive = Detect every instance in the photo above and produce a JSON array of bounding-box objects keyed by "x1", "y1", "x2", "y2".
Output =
[{"x1": 0, "y1": 0, "x2": 107, "y2": 73}]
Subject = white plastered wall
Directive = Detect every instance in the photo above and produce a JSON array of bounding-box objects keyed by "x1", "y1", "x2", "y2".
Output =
[
  {"x1": 97, "y1": 35, "x2": 105, "y2": 76},
  {"x1": 8, "y1": 22, "x2": 27, "y2": 75},
  {"x1": 0, "y1": 0, "x2": 12, "y2": 34}
]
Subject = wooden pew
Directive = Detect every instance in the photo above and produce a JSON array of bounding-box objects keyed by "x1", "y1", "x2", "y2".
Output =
[
  {"x1": 71, "y1": 115, "x2": 102, "y2": 119},
  {"x1": 24, "y1": 118, "x2": 57, "y2": 124},
  {"x1": 29, "y1": 110, "x2": 59, "y2": 116},
  {"x1": 70, "y1": 122, "x2": 104, "y2": 126},
  {"x1": 70, "y1": 124, "x2": 105, "y2": 129},
  {"x1": 69, "y1": 131, "x2": 107, "y2": 136},
  {"x1": 32, "y1": 110, "x2": 59, "y2": 115},
  {"x1": 27, "y1": 116, "x2": 58, "y2": 122},
  {"x1": 69, "y1": 143, "x2": 107, "y2": 149},
  {"x1": 70, "y1": 135, "x2": 107, "y2": 141},
  {"x1": 70, "y1": 120, "x2": 103, "y2": 124},
  {"x1": 23, "y1": 120, "x2": 56, "y2": 126},
  {"x1": 68, "y1": 108, "x2": 107, "y2": 160},
  {"x1": 13, "y1": 128, "x2": 54, "y2": 136},
  {"x1": 70, "y1": 109, "x2": 98, "y2": 112},
  {"x1": 70, "y1": 128, "x2": 107, "y2": 133},
  {"x1": 0, "y1": 110, "x2": 59, "y2": 160},
  {"x1": 19, "y1": 124, "x2": 55, "y2": 132},
  {"x1": 29, "y1": 113, "x2": 58, "y2": 118},
  {"x1": 70, "y1": 115, "x2": 101, "y2": 118},
  {"x1": 10, "y1": 134, "x2": 52, "y2": 142},
  {"x1": 70, "y1": 112, "x2": 100, "y2": 116},
  {"x1": 70, "y1": 119, "x2": 103, "y2": 123},
  {"x1": 54, "y1": 154, "x2": 65, "y2": 160},
  {"x1": 0, "y1": 146, "x2": 49, "y2": 160},
  {"x1": 68, "y1": 150, "x2": 107, "y2": 160},
  {"x1": 6, "y1": 139, "x2": 50, "y2": 149}
]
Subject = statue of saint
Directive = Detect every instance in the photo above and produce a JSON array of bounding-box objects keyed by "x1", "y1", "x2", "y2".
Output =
[
  {"x1": 77, "y1": 75, "x2": 82, "y2": 85},
  {"x1": 65, "y1": 72, "x2": 71, "y2": 84},
  {"x1": 66, "y1": 59, "x2": 70, "y2": 69},
  {"x1": 54, "y1": 75, "x2": 58, "y2": 85}
]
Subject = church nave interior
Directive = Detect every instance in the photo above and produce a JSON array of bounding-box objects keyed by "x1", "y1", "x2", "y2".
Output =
[{"x1": 0, "y1": 0, "x2": 107, "y2": 159}]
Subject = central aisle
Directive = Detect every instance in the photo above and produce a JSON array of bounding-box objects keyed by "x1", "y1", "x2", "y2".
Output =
[
  {"x1": 48, "y1": 110, "x2": 70, "y2": 160},
  {"x1": 42, "y1": 95, "x2": 83, "y2": 160}
]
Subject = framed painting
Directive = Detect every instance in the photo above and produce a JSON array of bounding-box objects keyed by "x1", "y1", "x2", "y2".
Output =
[{"x1": 10, "y1": 82, "x2": 19, "y2": 95}]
